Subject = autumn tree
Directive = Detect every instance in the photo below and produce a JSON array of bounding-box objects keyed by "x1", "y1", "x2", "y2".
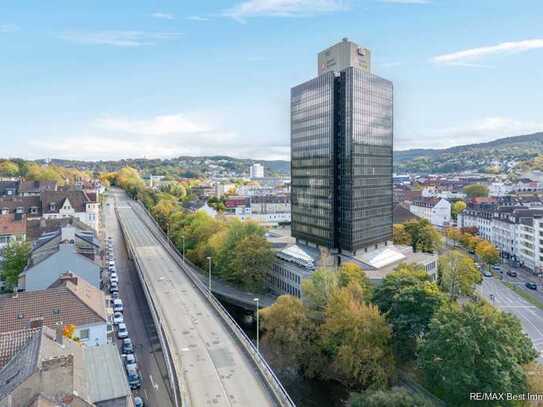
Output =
[
  {"x1": 229, "y1": 235, "x2": 274, "y2": 291},
  {"x1": 320, "y1": 283, "x2": 394, "y2": 389},
  {"x1": 1, "y1": 241, "x2": 31, "y2": 290},
  {"x1": 451, "y1": 200, "x2": 466, "y2": 220},
  {"x1": 301, "y1": 267, "x2": 339, "y2": 321},
  {"x1": 392, "y1": 224, "x2": 411, "y2": 246},
  {"x1": 438, "y1": 250, "x2": 481, "y2": 299},
  {"x1": 463, "y1": 183, "x2": 489, "y2": 198},
  {"x1": 151, "y1": 198, "x2": 177, "y2": 230},
  {"x1": 0, "y1": 160, "x2": 19, "y2": 177},
  {"x1": 404, "y1": 220, "x2": 442, "y2": 253},
  {"x1": 475, "y1": 240, "x2": 500, "y2": 266},
  {"x1": 259, "y1": 295, "x2": 315, "y2": 369},
  {"x1": 418, "y1": 302, "x2": 537, "y2": 405},
  {"x1": 337, "y1": 262, "x2": 371, "y2": 299}
]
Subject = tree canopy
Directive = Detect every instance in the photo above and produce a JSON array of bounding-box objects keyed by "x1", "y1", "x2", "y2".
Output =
[
  {"x1": 1, "y1": 241, "x2": 31, "y2": 290},
  {"x1": 403, "y1": 220, "x2": 442, "y2": 253},
  {"x1": 418, "y1": 302, "x2": 537, "y2": 405},
  {"x1": 438, "y1": 250, "x2": 481, "y2": 299},
  {"x1": 463, "y1": 183, "x2": 489, "y2": 198}
]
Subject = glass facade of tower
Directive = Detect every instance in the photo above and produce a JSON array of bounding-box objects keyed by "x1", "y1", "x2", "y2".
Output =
[
  {"x1": 291, "y1": 72, "x2": 336, "y2": 248},
  {"x1": 337, "y1": 67, "x2": 393, "y2": 252},
  {"x1": 291, "y1": 65, "x2": 393, "y2": 254}
]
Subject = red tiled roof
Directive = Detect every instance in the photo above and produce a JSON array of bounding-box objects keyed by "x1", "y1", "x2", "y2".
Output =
[
  {"x1": 0, "y1": 214, "x2": 26, "y2": 236},
  {"x1": 0, "y1": 274, "x2": 106, "y2": 333}
]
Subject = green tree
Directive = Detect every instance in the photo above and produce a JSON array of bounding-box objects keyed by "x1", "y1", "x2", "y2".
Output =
[
  {"x1": 301, "y1": 267, "x2": 339, "y2": 321},
  {"x1": 418, "y1": 302, "x2": 537, "y2": 405},
  {"x1": 463, "y1": 183, "x2": 489, "y2": 198},
  {"x1": 350, "y1": 388, "x2": 433, "y2": 407},
  {"x1": 373, "y1": 263, "x2": 430, "y2": 315},
  {"x1": 337, "y1": 262, "x2": 371, "y2": 299},
  {"x1": 387, "y1": 281, "x2": 445, "y2": 360},
  {"x1": 393, "y1": 224, "x2": 412, "y2": 246},
  {"x1": 404, "y1": 220, "x2": 442, "y2": 253},
  {"x1": 0, "y1": 160, "x2": 19, "y2": 177},
  {"x1": 159, "y1": 182, "x2": 187, "y2": 199},
  {"x1": 229, "y1": 235, "x2": 274, "y2": 290},
  {"x1": 1, "y1": 241, "x2": 31, "y2": 290},
  {"x1": 151, "y1": 199, "x2": 177, "y2": 230},
  {"x1": 451, "y1": 200, "x2": 467, "y2": 220},
  {"x1": 259, "y1": 295, "x2": 315, "y2": 369},
  {"x1": 475, "y1": 240, "x2": 500, "y2": 266},
  {"x1": 320, "y1": 283, "x2": 394, "y2": 389},
  {"x1": 438, "y1": 250, "x2": 481, "y2": 299}
]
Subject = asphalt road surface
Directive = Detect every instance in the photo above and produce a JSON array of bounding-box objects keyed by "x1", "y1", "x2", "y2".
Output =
[
  {"x1": 479, "y1": 276, "x2": 543, "y2": 362},
  {"x1": 113, "y1": 190, "x2": 278, "y2": 407},
  {"x1": 104, "y1": 194, "x2": 174, "y2": 407}
]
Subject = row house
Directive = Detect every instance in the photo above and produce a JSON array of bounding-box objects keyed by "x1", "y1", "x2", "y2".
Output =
[{"x1": 458, "y1": 205, "x2": 543, "y2": 272}]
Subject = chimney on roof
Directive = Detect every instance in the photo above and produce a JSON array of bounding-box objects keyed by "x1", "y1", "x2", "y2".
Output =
[
  {"x1": 55, "y1": 323, "x2": 64, "y2": 345},
  {"x1": 59, "y1": 271, "x2": 78, "y2": 286},
  {"x1": 30, "y1": 317, "x2": 44, "y2": 329}
]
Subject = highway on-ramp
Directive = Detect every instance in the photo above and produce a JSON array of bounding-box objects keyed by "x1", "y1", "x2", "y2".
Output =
[{"x1": 114, "y1": 190, "x2": 279, "y2": 407}]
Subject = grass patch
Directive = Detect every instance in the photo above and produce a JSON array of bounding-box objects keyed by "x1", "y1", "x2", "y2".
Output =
[{"x1": 503, "y1": 282, "x2": 543, "y2": 310}]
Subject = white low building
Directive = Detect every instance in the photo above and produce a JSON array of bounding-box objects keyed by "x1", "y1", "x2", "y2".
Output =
[{"x1": 409, "y1": 198, "x2": 451, "y2": 227}]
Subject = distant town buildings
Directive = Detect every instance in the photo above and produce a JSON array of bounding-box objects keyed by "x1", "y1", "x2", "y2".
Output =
[{"x1": 249, "y1": 163, "x2": 265, "y2": 179}]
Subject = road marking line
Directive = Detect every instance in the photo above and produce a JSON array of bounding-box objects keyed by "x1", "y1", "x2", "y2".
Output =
[{"x1": 149, "y1": 374, "x2": 159, "y2": 391}]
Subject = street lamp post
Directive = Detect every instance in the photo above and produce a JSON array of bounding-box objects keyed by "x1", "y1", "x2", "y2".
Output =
[
  {"x1": 207, "y1": 256, "x2": 212, "y2": 297},
  {"x1": 253, "y1": 297, "x2": 260, "y2": 353},
  {"x1": 181, "y1": 235, "x2": 185, "y2": 264}
]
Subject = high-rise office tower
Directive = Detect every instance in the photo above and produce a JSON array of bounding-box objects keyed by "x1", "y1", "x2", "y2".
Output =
[{"x1": 291, "y1": 38, "x2": 393, "y2": 255}]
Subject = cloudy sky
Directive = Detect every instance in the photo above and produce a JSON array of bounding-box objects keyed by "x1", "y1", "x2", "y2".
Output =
[{"x1": 1, "y1": 0, "x2": 542, "y2": 161}]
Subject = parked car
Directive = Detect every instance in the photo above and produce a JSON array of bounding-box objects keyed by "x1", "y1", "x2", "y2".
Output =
[
  {"x1": 507, "y1": 270, "x2": 518, "y2": 277},
  {"x1": 122, "y1": 353, "x2": 137, "y2": 368},
  {"x1": 134, "y1": 397, "x2": 144, "y2": 407},
  {"x1": 483, "y1": 271, "x2": 493, "y2": 278},
  {"x1": 117, "y1": 323, "x2": 128, "y2": 339},
  {"x1": 110, "y1": 282, "x2": 119, "y2": 293},
  {"x1": 492, "y1": 265, "x2": 502, "y2": 272},
  {"x1": 526, "y1": 282, "x2": 538, "y2": 290},
  {"x1": 111, "y1": 291, "x2": 120, "y2": 300},
  {"x1": 110, "y1": 275, "x2": 119, "y2": 284},
  {"x1": 126, "y1": 364, "x2": 142, "y2": 389},
  {"x1": 113, "y1": 298, "x2": 124, "y2": 312},
  {"x1": 113, "y1": 312, "x2": 124, "y2": 325},
  {"x1": 109, "y1": 260, "x2": 115, "y2": 267},
  {"x1": 122, "y1": 338, "x2": 134, "y2": 354}
]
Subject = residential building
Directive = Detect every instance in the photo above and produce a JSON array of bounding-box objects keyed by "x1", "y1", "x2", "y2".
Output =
[
  {"x1": 20, "y1": 235, "x2": 101, "y2": 291},
  {"x1": 409, "y1": 198, "x2": 451, "y2": 227},
  {"x1": 18, "y1": 180, "x2": 57, "y2": 197},
  {"x1": 0, "y1": 214, "x2": 26, "y2": 249},
  {"x1": 291, "y1": 38, "x2": 393, "y2": 256},
  {"x1": 0, "y1": 181, "x2": 18, "y2": 197},
  {"x1": 0, "y1": 272, "x2": 108, "y2": 346},
  {"x1": 41, "y1": 190, "x2": 100, "y2": 231},
  {"x1": 249, "y1": 163, "x2": 265, "y2": 178},
  {"x1": 421, "y1": 186, "x2": 466, "y2": 200},
  {"x1": 0, "y1": 326, "x2": 133, "y2": 407},
  {"x1": 0, "y1": 196, "x2": 42, "y2": 219}
]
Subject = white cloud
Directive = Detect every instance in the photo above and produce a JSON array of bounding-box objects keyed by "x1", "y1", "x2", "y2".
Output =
[
  {"x1": 152, "y1": 12, "x2": 175, "y2": 20},
  {"x1": 0, "y1": 24, "x2": 19, "y2": 33},
  {"x1": 397, "y1": 117, "x2": 543, "y2": 150},
  {"x1": 186, "y1": 16, "x2": 210, "y2": 21},
  {"x1": 26, "y1": 113, "x2": 290, "y2": 161},
  {"x1": 59, "y1": 30, "x2": 183, "y2": 47},
  {"x1": 432, "y1": 39, "x2": 543, "y2": 65},
  {"x1": 380, "y1": 0, "x2": 429, "y2": 3},
  {"x1": 224, "y1": 0, "x2": 348, "y2": 21}
]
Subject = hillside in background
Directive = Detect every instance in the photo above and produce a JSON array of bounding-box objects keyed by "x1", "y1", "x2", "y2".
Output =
[
  {"x1": 40, "y1": 156, "x2": 290, "y2": 178},
  {"x1": 394, "y1": 132, "x2": 543, "y2": 174}
]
